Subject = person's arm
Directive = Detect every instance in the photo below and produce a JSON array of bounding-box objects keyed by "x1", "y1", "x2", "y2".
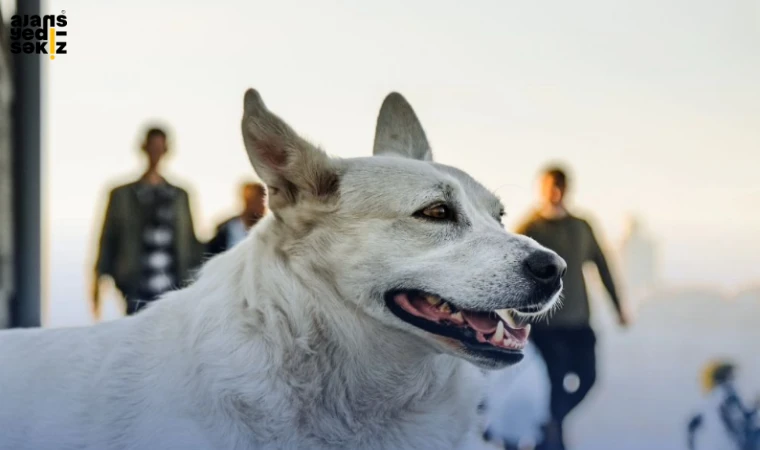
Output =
[
  {"x1": 93, "y1": 190, "x2": 119, "y2": 320},
  {"x1": 726, "y1": 387, "x2": 759, "y2": 420},
  {"x1": 587, "y1": 221, "x2": 626, "y2": 323},
  {"x1": 205, "y1": 223, "x2": 227, "y2": 259},
  {"x1": 178, "y1": 190, "x2": 203, "y2": 271},
  {"x1": 718, "y1": 391, "x2": 751, "y2": 442},
  {"x1": 687, "y1": 414, "x2": 702, "y2": 450}
]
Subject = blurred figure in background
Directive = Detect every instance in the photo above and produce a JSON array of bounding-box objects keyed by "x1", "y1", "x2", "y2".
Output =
[
  {"x1": 516, "y1": 165, "x2": 630, "y2": 450},
  {"x1": 206, "y1": 181, "x2": 267, "y2": 257},
  {"x1": 619, "y1": 215, "x2": 658, "y2": 301},
  {"x1": 688, "y1": 360, "x2": 760, "y2": 450},
  {"x1": 92, "y1": 126, "x2": 202, "y2": 318}
]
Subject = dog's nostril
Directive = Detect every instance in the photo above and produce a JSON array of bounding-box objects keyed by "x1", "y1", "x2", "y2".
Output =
[{"x1": 524, "y1": 251, "x2": 566, "y2": 284}]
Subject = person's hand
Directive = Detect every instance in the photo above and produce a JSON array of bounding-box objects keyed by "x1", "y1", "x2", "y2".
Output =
[
  {"x1": 618, "y1": 303, "x2": 634, "y2": 328},
  {"x1": 91, "y1": 277, "x2": 102, "y2": 322}
]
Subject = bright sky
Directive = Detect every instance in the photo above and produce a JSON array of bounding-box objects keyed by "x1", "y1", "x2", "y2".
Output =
[{"x1": 41, "y1": 0, "x2": 760, "y2": 324}]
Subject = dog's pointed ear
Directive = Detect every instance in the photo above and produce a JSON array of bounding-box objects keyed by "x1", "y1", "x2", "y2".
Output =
[
  {"x1": 241, "y1": 89, "x2": 338, "y2": 210},
  {"x1": 373, "y1": 92, "x2": 433, "y2": 161}
]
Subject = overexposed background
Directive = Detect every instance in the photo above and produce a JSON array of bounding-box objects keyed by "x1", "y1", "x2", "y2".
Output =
[{"x1": 32, "y1": 0, "x2": 760, "y2": 448}]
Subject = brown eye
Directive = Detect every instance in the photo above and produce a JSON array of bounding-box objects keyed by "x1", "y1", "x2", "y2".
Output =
[{"x1": 416, "y1": 204, "x2": 454, "y2": 221}]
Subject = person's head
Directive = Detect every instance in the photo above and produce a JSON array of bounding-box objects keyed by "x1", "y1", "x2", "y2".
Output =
[
  {"x1": 141, "y1": 127, "x2": 169, "y2": 170},
  {"x1": 539, "y1": 165, "x2": 569, "y2": 207},
  {"x1": 702, "y1": 360, "x2": 736, "y2": 393},
  {"x1": 242, "y1": 182, "x2": 267, "y2": 216}
]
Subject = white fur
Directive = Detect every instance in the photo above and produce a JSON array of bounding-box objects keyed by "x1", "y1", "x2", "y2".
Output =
[{"x1": 0, "y1": 90, "x2": 563, "y2": 450}]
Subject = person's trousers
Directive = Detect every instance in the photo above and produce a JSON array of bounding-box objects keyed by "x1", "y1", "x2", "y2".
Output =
[
  {"x1": 531, "y1": 326, "x2": 598, "y2": 425},
  {"x1": 125, "y1": 297, "x2": 155, "y2": 316}
]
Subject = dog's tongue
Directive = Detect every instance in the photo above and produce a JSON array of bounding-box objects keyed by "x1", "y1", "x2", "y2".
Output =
[{"x1": 461, "y1": 311, "x2": 498, "y2": 334}]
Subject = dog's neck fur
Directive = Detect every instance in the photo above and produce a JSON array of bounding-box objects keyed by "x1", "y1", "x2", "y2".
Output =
[{"x1": 181, "y1": 218, "x2": 480, "y2": 448}]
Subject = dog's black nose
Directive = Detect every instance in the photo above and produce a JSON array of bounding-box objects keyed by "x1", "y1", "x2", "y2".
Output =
[{"x1": 524, "y1": 250, "x2": 567, "y2": 285}]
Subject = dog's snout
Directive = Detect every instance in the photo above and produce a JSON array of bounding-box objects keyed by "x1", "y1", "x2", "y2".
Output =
[{"x1": 524, "y1": 250, "x2": 566, "y2": 285}]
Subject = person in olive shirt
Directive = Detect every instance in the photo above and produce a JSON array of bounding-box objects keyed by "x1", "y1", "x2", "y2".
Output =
[
  {"x1": 92, "y1": 127, "x2": 203, "y2": 319},
  {"x1": 516, "y1": 166, "x2": 631, "y2": 450}
]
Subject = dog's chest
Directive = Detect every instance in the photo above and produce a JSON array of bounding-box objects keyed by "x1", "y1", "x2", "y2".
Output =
[
  {"x1": 381, "y1": 402, "x2": 477, "y2": 450},
  {"x1": 259, "y1": 363, "x2": 483, "y2": 450},
  {"x1": 260, "y1": 398, "x2": 476, "y2": 450}
]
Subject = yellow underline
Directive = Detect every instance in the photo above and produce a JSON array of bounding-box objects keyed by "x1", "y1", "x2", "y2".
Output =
[{"x1": 50, "y1": 27, "x2": 55, "y2": 60}]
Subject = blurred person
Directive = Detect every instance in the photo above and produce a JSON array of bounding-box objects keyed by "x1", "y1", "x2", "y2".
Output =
[
  {"x1": 206, "y1": 181, "x2": 267, "y2": 257},
  {"x1": 688, "y1": 360, "x2": 760, "y2": 450},
  {"x1": 92, "y1": 126, "x2": 202, "y2": 318},
  {"x1": 515, "y1": 165, "x2": 631, "y2": 450}
]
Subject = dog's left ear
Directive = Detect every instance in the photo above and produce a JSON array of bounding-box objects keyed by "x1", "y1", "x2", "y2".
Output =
[
  {"x1": 373, "y1": 92, "x2": 433, "y2": 161},
  {"x1": 241, "y1": 89, "x2": 338, "y2": 210}
]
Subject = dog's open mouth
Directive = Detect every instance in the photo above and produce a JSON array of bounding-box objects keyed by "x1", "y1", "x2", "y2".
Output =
[{"x1": 385, "y1": 290, "x2": 532, "y2": 359}]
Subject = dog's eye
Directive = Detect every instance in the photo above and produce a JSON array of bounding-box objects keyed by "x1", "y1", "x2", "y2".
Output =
[{"x1": 415, "y1": 204, "x2": 454, "y2": 221}]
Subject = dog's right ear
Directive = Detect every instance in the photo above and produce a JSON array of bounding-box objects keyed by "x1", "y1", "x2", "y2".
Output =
[
  {"x1": 241, "y1": 89, "x2": 338, "y2": 210},
  {"x1": 373, "y1": 92, "x2": 433, "y2": 161}
]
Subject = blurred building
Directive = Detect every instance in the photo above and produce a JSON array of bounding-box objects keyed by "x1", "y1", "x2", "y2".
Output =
[
  {"x1": 619, "y1": 215, "x2": 658, "y2": 302},
  {"x1": 1, "y1": 0, "x2": 41, "y2": 328},
  {"x1": 0, "y1": 7, "x2": 12, "y2": 328}
]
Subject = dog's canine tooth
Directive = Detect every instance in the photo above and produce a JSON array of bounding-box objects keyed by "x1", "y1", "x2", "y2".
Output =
[
  {"x1": 438, "y1": 302, "x2": 451, "y2": 313},
  {"x1": 496, "y1": 309, "x2": 518, "y2": 329},
  {"x1": 450, "y1": 312, "x2": 464, "y2": 323},
  {"x1": 504, "y1": 312, "x2": 518, "y2": 329},
  {"x1": 493, "y1": 321, "x2": 505, "y2": 342},
  {"x1": 425, "y1": 295, "x2": 441, "y2": 306}
]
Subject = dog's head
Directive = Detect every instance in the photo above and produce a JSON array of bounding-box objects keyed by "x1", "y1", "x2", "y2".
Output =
[{"x1": 241, "y1": 89, "x2": 565, "y2": 369}]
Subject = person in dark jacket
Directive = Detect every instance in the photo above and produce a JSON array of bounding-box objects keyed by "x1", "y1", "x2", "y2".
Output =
[
  {"x1": 516, "y1": 165, "x2": 631, "y2": 450},
  {"x1": 206, "y1": 182, "x2": 267, "y2": 257},
  {"x1": 688, "y1": 361, "x2": 759, "y2": 450},
  {"x1": 92, "y1": 127, "x2": 202, "y2": 318}
]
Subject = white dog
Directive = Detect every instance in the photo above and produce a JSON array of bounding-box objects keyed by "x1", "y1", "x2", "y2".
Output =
[{"x1": 0, "y1": 89, "x2": 565, "y2": 450}]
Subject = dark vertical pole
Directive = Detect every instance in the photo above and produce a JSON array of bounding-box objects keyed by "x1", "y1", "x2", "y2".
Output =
[{"x1": 11, "y1": 0, "x2": 43, "y2": 328}]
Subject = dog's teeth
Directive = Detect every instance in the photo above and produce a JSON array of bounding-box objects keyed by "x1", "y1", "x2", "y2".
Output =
[
  {"x1": 493, "y1": 321, "x2": 505, "y2": 342},
  {"x1": 425, "y1": 296, "x2": 441, "y2": 306},
  {"x1": 496, "y1": 309, "x2": 518, "y2": 329},
  {"x1": 450, "y1": 312, "x2": 464, "y2": 323},
  {"x1": 504, "y1": 313, "x2": 518, "y2": 329},
  {"x1": 438, "y1": 302, "x2": 451, "y2": 313}
]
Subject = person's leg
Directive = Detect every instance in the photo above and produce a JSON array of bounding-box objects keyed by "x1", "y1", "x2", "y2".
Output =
[
  {"x1": 556, "y1": 327, "x2": 598, "y2": 421},
  {"x1": 532, "y1": 330, "x2": 572, "y2": 450}
]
